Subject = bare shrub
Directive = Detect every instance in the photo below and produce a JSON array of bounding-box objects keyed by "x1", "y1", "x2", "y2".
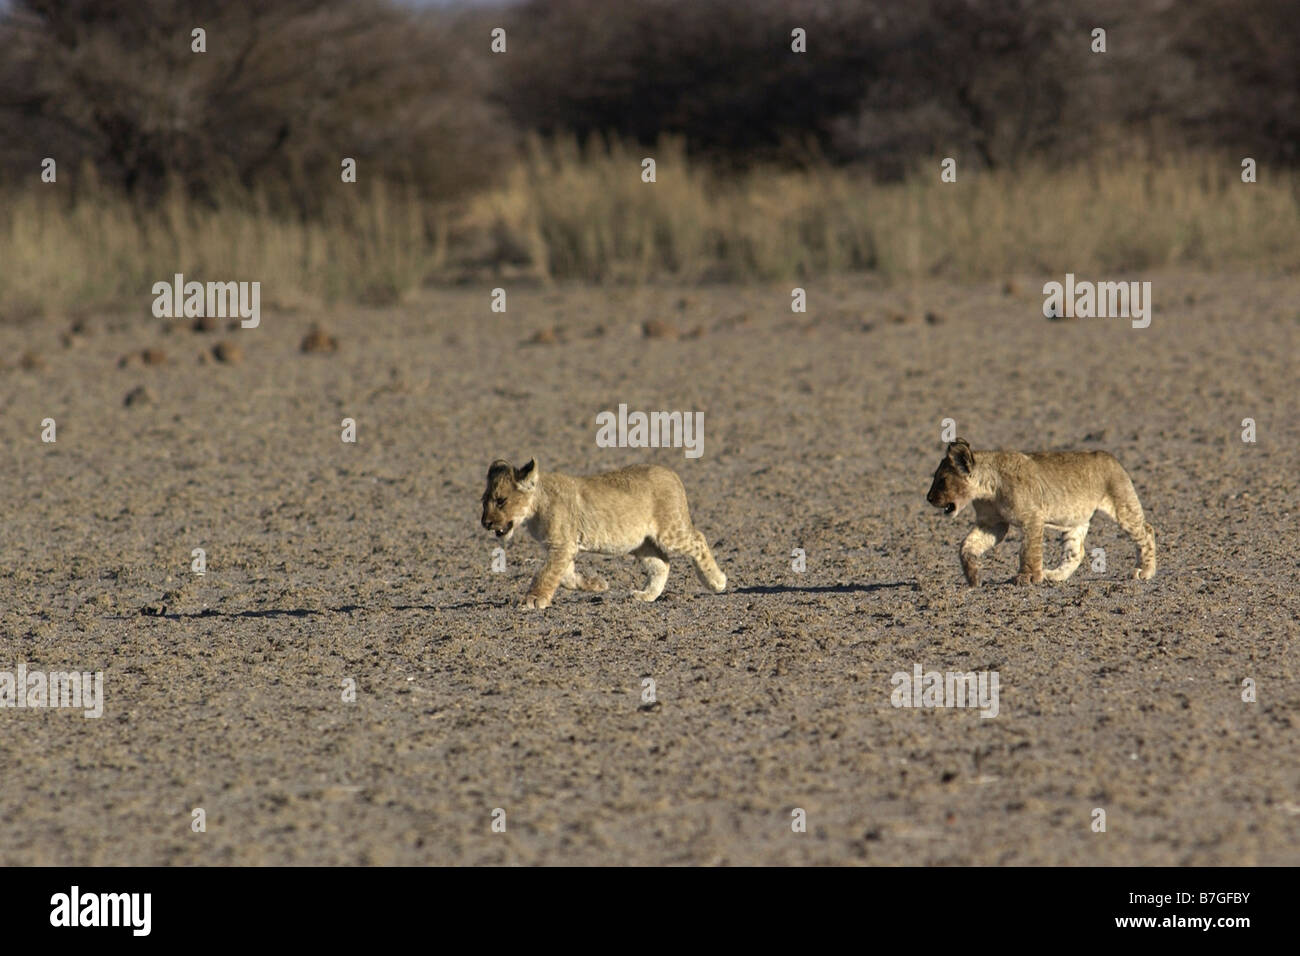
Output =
[{"x1": 0, "y1": 0, "x2": 512, "y2": 210}]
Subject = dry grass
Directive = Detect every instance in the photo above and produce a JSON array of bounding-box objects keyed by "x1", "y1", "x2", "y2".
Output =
[
  {"x1": 477, "y1": 137, "x2": 1300, "y2": 282},
  {"x1": 3, "y1": 144, "x2": 1297, "y2": 317},
  {"x1": 0, "y1": 166, "x2": 444, "y2": 318}
]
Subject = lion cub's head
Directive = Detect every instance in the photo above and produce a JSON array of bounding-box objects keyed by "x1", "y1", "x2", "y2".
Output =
[
  {"x1": 481, "y1": 458, "x2": 539, "y2": 541},
  {"x1": 926, "y1": 439, "x2": 977, "y2": 517}
]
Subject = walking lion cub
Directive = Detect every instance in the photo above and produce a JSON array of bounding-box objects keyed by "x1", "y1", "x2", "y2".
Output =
[
  {"x1": 926, "y1": 438, "x2": 1156, "y2": 586},
  {"x1": 480, "y1": 458, "x2": 727, "y2": 609}
]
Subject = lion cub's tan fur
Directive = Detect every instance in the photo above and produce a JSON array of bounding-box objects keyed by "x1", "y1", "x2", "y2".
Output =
[
  {"x1": 926, "y1": 438, "x2": 1156, "y2": 586},
  {"x1": 481, "y1": 458, "x2": 727, "y2": 609}
]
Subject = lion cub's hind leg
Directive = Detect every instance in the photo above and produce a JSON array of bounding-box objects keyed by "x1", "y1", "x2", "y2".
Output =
[
  {"x1": 1134, "y1": 521, "x2": 1156, "y2": 579},
  {"x1": 1115, "y1": 507, "x2": 1156, "y2": 580},
  {"x1": 1047, "y1": 524, "x2": 1088, "y2": 581},
  {"x1": 1106, "y1": 478, "x2": 1157, "y2": 580},
  {"x1": 657, "y1": 526, "x2": 727, "y2": 593},
  {"x1": 1042, "y1": 523, "x2": 1089, "y2": 582},
  {"x1": 631, "y1": 541, "x2": 670, "y2": 602},
  {"x1": 560, "y1": 562, "x2": 609, "y2": 593}
]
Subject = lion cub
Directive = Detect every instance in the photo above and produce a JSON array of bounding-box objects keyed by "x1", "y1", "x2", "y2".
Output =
[
  {"x1": 480, "y1": 458, "x2": 727, "y2": 609},
  {"x1": 926, "y1": 438, "x2": 1156, "y2": 586}
]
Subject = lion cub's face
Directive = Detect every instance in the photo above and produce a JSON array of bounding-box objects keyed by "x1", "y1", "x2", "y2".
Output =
[
  {"x1": 927, "y1": 439, "x2": 977, "y2": 517},
  {"x1": 481, "y1": 458, "x2": 538, "y2": 541}
]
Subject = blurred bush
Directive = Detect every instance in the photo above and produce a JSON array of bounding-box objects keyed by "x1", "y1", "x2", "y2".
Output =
[
  {"x1": 496, "y1": 0, "x2": 885, "y2": 166},
  {"x1": 3, "y1": 0, "x2": 1297, "y2": 203},
  {"x1": 0, "y1": 0, "x2": 514, "y2": 211},
  {"x1": 497, "y1": 0, "x2": 1300, "y2": 175},
  {"x1": 1, "y1": 0, "x2": 1297, "y2": 313},
  {"x1": 1174, "y1": 0, "x2": 1300, "y2": 163}
]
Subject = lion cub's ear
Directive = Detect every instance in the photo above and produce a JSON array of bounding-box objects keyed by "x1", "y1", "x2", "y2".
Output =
[
  {"x1": 514, "y1": 457, "x2": 538, "y2": 490},
  {"x1": 947, "y1": 439, "x2": 975, "y2": 475}
]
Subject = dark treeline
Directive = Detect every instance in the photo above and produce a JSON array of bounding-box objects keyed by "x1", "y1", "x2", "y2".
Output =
[
  {"x1": 0, "y1": 0, "x2": 511, "y2": 211},
  {"x1": 0, "y1": 0, "x2": 1295, "y2": 212}
]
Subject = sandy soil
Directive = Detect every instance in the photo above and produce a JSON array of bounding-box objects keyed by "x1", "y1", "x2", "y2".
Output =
[{"x1": 1, "y1": 271, "x2": 1297, "y2": 865}]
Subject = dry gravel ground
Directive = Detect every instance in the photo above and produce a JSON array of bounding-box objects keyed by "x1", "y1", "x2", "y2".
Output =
[{"x1": 1, "y1": 271, "x2": 1297, "y2": 865}]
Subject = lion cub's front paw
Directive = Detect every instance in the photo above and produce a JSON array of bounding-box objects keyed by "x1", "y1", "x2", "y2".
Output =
[
  {"x1": 521, "y1": 592, "x2": 552, "y2": 610},
  {"x1": 1132, "y1": 568, "x2": 1154, "y2": 581},
  {"x1": 1013, "y1": 570, "x2": 1042, "y2": 586},
  {"x1": 582, "y1": 575, "x2": 609, "y2": 592}
]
